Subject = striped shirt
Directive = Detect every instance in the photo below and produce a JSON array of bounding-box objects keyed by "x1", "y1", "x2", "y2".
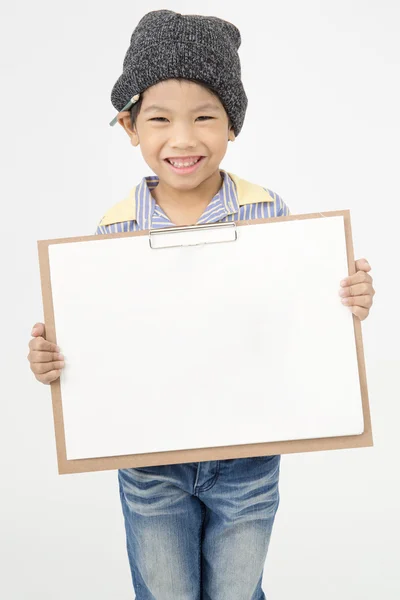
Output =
[{"x1": 95, "y1": 170, "x2": 290, "y2": 234}]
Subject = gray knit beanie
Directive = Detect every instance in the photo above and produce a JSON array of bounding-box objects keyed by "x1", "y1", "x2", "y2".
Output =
[{"x1": 109, "y1": 9, "x2": 248, "y2": 137}]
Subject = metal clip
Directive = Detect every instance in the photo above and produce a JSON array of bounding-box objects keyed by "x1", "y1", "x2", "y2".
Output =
[{"x1": 149, "y1": 222, "x2": 237, "y2": 250}]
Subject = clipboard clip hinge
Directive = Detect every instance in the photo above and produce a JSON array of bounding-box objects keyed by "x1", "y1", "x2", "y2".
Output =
[{"x1": 149, "y1": 222, "x2": 237, "y2": 250}]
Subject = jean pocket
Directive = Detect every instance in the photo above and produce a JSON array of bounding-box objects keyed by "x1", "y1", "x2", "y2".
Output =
[{"x1": 247, "y1": 454, "x2": 281, "y2": 461}]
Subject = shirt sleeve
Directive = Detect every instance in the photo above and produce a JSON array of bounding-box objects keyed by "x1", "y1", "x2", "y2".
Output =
[
  {"x1": 276, "y1": 193, "x2": 291, "y2": 217},
  {"x1": 262, "y1": 187, "x2": 291, "y2": 217},
  {"x1": 94, "y1": 224, "x2": 107, "y2": 235}
]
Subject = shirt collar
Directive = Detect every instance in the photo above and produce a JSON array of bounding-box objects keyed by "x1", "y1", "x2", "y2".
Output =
[{"x1": 134, "y1": 169, "x2": 240, "y2": 230}]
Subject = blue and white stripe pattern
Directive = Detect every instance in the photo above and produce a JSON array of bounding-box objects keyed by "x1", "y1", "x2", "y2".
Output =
[{"x1": 95, "y1": 170, "x2": 290, "y2": 234}]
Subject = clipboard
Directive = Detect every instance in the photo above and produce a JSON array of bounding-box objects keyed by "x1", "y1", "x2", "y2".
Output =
[{"x1": 37, "y1": 210, "x2": 373, "y2": 474}]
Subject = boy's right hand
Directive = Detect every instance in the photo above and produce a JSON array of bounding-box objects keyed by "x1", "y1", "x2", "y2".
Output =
[{"x1": 27, "y1": 323, "x2": 65, "y2": 385}]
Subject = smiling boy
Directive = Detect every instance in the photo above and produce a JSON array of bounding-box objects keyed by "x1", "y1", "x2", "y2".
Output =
[{"x1": 28, "y1": 10, "x2": 375, "y2": 599}]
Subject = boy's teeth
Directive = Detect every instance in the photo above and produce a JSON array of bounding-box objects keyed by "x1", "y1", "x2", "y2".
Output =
[{"x1": 169, "y1": 158, "x2": 200, "y2": 167}]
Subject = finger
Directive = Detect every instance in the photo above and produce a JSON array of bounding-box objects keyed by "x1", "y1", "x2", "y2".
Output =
[
  {"x1": 29, "y1": 336, "x2": 60, "y2": 353},
  {"x1": 341, "y1": 281, "x2": 373, "y2": 297},
  {"x1": 28, "y1": 349, "x2": 63, "y2": 363},
  {"x1": 31, "y1": 323, "x2": 45, "y2": 337},
  {"x1": 341, "y1": 294, "x2": 373, "y2": 309},
  {"x1": 355, "y1": 258, "x2": 371, "y2": 272},
  {"x1": 36, "y1": 370, "x2": 62, "y2": 385},
  {"x1": 353, "y1": 271, "x2": 372, "y2": 284},
  {"x1": 342, "y1": 270, "x2": 372, "y2": 287},
  {"x1": 32, "y1": 360, "x2": 65, "y2": 375},
  {"x1": 341, "y1": 282, "x2": 374, "y2": 298}
]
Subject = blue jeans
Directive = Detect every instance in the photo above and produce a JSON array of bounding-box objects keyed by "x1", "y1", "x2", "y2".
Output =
[{"x1": 118, "y1": 455, "x2": 281, "y2": 599}]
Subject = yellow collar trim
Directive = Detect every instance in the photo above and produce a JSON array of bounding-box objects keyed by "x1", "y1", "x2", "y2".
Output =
[{"x1": 99, "y1": 171, "x2": 275, "y2": 227}]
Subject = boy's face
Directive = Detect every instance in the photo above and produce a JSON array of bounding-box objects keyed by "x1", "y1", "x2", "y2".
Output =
[{"x1": 118, "y1": 79, "x2": 235, "y2": 190}]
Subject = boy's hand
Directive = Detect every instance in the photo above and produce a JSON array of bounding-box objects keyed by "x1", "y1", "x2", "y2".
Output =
[
  {"x1": 27, "y1": 323, "x2": 65, "y2": 385},
  {"x1": 339, "y1": 258, "x2": 375, "y2": 321}
]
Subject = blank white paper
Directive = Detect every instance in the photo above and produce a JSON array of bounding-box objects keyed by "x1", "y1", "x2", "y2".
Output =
[{"x1": 48, "y1": 215, "x2": 364, "y2": 460}]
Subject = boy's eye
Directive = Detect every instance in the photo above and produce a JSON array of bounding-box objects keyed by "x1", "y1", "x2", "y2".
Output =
[{"x1": 149, "y1": 116, "x2": 213, "y2": 122}]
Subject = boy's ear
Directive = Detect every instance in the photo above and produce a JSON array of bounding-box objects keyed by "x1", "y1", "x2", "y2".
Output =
[
  {"x1": 228, "y1": 126, "x2": 236, "y2": 142},
  {"x1": 117, "y1": 111, "x2": 140, "y2": 146}
]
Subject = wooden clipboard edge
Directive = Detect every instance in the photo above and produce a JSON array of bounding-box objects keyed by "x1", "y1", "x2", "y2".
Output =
[
  {"x1": 341, "y1": 209, "x2": 373, "y2": 449},
  {"x1": 37, "y1": 240, "x2": 69, "y2": 472},
  {"x1": 37, "y1": 209, "x2": 373, "y2": 475}
]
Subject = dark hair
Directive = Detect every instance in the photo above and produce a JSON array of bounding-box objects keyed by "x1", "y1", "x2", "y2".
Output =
[{"x1": 129, "y1": 78, "x2": 231, "y2": 129}]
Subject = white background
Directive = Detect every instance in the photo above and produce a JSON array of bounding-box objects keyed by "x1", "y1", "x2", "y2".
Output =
[{"x1": 1, "y1": 1, "x2": 399, "y2": 598}]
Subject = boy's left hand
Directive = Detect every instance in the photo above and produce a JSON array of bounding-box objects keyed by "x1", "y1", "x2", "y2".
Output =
[{"x1": 339, "y1": 258, "x2": 375, "y2": 321}]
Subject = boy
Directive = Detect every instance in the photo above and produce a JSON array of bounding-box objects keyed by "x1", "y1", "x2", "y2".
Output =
[{"x1": 27, "y1": 10, "x2": 375, "y2": 599}]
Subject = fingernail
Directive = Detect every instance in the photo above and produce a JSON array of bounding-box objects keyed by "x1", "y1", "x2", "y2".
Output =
[{"x1": 31, "y1": 328, "x2": 37, "y2": 335}]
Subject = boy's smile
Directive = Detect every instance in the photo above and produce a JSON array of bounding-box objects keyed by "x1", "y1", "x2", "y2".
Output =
[{"x1": 163, "y1": 155, "x2": 206, "y2": 175}]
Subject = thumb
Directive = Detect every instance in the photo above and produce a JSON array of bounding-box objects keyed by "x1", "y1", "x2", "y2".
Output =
[{"x1": 31, "y1": 322, "x2": 46, "y2": 337}]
